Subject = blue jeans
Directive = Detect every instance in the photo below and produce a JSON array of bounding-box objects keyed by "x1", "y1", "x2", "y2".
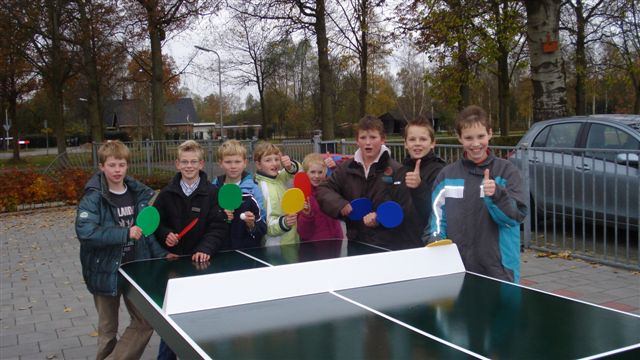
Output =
[{"x1": 157, "y1": 339, "x2": 176, "y2": 360}]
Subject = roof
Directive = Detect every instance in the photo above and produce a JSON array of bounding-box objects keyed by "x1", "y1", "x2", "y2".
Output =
[{"x1": 102, "y1": 98, "x2": 199, "y2": 127}]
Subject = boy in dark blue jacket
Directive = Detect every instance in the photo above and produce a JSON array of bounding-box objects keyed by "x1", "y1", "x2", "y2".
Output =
[
  {"x1": 75, "y1": 140, "x2": 170, "y2": 360},
  {"x1": 213, "y1": 139, "x2": 267, "y2": 249}
]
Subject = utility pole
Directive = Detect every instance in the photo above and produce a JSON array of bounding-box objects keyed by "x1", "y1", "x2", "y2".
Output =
[{"x1": 194, "y1": 45, "x2": 223, "y2": 139}]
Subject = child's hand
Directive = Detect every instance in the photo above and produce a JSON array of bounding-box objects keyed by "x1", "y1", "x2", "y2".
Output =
[
  {"x1": 281, "y1": 155, "x2": 293, "y2": 171},
  {"x1": 129, "y1": 226, "x2": 143, "y2": 240},
  {"x1": 165, "y1": 232, "x2": 179, "y2": 247},
  {"x1": 166, "y1": 253, "x2": 179, "y2": 260},
  {"x1": 363, "y1": 212, "x2": 378, "y2": 228},
  {"x1": 324, "y1": 152, "x2": 337, "y2": 169},
  {"x1": 483, "y1": 169, "x2": 496, "y2": 197},
  {"x1": 302, "y1": 199, "x2": 311, "y2": 215},
  {"x1": 242, "y1": 211, "x2": 255, "y2": 230},
  {"x1": 224, "y1": 210, "x2": 234, "y2": 222},
  {"x1": 284, "y1": 214, "x2": 297, "y2": 227},
  {"x1": 192, "y1": 251, "x2": 210, "y2": 263},
  {"x1": 340, "y1": 203, "x2": 353, "y2": 217},
  {"x1": 405, "y1": 159, "x2": 422, "y2": 189}
]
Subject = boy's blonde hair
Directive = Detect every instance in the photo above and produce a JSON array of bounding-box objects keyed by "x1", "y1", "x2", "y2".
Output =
[
  {"x1": 455, "y1": 105, "x2": 491, "y2": 136},
  {"x1": 217, "y1": 139, "x2": 247, "y2": 161},
  {"x1": 355, "y1": 115, "x2": 385, "y2": 138},
  {"x1": 253, "y1": 141, "x2": 281, "y2": 162},
  {"x1": 98, "y1": 140, "x2": 130, "y2": 164},
  {"x1": 177, "y1": 140, "x2": 204, "y2": 160},
  {"x1": 404, "y1": 116, "x2": 436, "y2": 141},
  {"x1": 302, "y1": 153, "x2": 326, "y2": 173}
]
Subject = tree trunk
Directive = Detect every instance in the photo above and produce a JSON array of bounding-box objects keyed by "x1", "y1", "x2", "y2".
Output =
[
  {"x1": 457, "y1": 46, "x2": 470, "y2": 109},
  {"x1": 9, "y1": 99, "x2": 20, "y2": 161},
  {"x1": 574, "y1": 0, "x2": 586, "y2": 115},
  {"x1": 47, "y1": 0, "x2": 67, "y2": 155},
  {"x1": 358, "y1": 0, "x2": 368, "y2": 118},
  {"x1": 525, "y1": 0, "x2": 567, "y2": 122},
  {"x1": 315, "y1": 0, "x2": 334, "y2": 140},
  {"x1": 77, "y1": 0, "x2": 103, "y2": 143},
  {"x1": 495, "y1": 1, "x2": 511, "y2": 136},
  {"x1": 148, "y1": 12, "x2": 165, "y2": 141}
]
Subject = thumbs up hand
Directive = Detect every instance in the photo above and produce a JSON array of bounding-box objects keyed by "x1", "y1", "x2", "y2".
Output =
[
  {"x1": 324, "y1": 151, "x2": 337, "y2": 169},
  {"x1": 483, "y1": 169, "x2": 496, "y2": 197},
  {"x1": 405, "y1": 159, "x2": 422, "y2": 189}
]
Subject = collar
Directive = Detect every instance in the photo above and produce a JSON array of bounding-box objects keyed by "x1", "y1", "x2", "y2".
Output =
[
  {"x1": 354, "y1": 145, "x2": 390, "y2": 178},
  {"x1": 180, "y1": 177, "x2": 201, "y2": 196}
]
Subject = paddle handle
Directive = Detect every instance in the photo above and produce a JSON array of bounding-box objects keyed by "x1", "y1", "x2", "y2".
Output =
[{"x1": 177, "y1": 218, "x2": 199, "y2": 240}]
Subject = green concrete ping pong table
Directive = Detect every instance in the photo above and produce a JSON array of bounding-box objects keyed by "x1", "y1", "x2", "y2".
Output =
[{"x1": 120, "y1": 239, "x2": 640, "y2": 359}]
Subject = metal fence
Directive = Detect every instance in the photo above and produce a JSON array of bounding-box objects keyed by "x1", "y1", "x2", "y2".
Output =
[{"x1": 50, "y1": 138, "x2": 639, "y2": 269}]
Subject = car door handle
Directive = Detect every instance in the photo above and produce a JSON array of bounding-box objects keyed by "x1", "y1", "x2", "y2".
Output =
[{"x1": 576, "y1": 164, "x2": 591, "y2": 171}]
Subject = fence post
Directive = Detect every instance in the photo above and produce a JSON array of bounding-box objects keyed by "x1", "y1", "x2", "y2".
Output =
[
  {"x1": 521, "y1": 144, "x2": 532, "y2": 248},
  {"x1": 340, "y1": 139, "x2": 346, "y2": 154},
  {"x1": 145, "y1": 139, "x2": 152, "y2": 176},
  {"x1": 312, "y1": 134, "x2": 321, "y2": 153}
]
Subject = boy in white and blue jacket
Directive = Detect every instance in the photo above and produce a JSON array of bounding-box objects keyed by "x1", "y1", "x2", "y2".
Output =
[{"x1": 424, "y1": 106, "x2": 528, "y2": 282}]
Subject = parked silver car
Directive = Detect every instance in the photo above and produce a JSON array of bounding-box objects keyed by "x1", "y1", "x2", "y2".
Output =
[{"x1": 508, "y1": 115, "x2": 640, "y2": 230}]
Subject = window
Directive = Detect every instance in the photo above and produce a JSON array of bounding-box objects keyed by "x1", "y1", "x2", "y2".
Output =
[
  {"x1": 536, "y1": 123, "x2": 581, "y2": 148},
  {"x1": 586, "y1": 124, "x2": 640, "y2": 161}
]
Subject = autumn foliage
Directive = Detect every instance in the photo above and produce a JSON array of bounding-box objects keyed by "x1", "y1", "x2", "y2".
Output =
[
  {"x1": 0, "y1": 167, "x2": 174, "y2": 212},
  {"x1": 0, "y1": 168, "x2": 93, "y2": 212}
]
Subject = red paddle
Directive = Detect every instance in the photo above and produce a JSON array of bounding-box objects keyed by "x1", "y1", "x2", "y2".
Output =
[
  {"x1": 177, "y1": 218, "x2": 199, "y2": 239},
  {"x1": 293, "y1": 172, "x2": 313, "y2": 198}
]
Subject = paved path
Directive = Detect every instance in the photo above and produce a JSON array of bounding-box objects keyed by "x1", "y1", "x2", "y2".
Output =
[{"x1": 1, "y1": 207, "x2": 639, "y2": 359}]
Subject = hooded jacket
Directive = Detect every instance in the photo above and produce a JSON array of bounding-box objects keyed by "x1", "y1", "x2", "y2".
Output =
[
  {"x1": 316, "y1": 146, "x2": 422, "y2": 250},
  {"x1": 402, "y1": 150, "x2": 446, "y2": 232},
  {"x1": 213, "y1": 172, "x2": 267, "y2": 249},
  {"x1": 424, "y1": 151, "x2": 528, "y2": 282},
  {"x1": 75, "y1": 172, "x2": 167, "y2": 296},
  {"x1": 154, "y1": 171, "x2": 228, "y2": 256}
]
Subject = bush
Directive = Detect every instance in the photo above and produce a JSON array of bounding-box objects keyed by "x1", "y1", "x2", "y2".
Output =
[
  {"x1": 0, "y1": 167, "x2": 93, "y2": 212},
  {"x1": 0, "y1": 167, "x2": 173, "y2": 212}
]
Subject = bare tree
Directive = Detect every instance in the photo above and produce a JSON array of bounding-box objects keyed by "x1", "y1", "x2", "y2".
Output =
[
  {"x1": 224, "y1": 9, "x2": 283, "y2": 138},
  {"x1": 561, "y1": 0, "x2": 610, "y2": 115},
  {"x1": 232, "y1": 0, "x2": 335, "y2": 139},
  {"x1": 124, "y1": 0, "x2": 220, "y2": 140},
  {"x1": 329, "y1": 0, "x2": 386, "y2": 118},
  {"x1": 602, "y1": 0, "x2": 640, "y2": 113}
]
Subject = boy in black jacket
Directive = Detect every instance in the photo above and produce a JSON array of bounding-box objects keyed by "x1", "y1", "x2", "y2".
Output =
[
  {"x1": 154, "y1": 140, "x2": 228, "y2": 358},
  {"x1": 155, "y1": 140, "x2": 228, "y2": 261}
]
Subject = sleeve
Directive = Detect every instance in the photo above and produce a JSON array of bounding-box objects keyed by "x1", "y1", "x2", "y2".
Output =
[
  {"x1": 423, "y1": 171, "x2": 448, "y2": 244},
  {"x1": 412, "y1": 161, "x2": 445, "y2": 221},
  {"x1": 483, "y1": 162, "x2": 528, "y2": 227},
  {"x1": 246, "y1": 194, "x2": 267, "y2": 242},
  {"x1": 316, "y1": 166, "x2": 350, "y2": 218},
  {"x1": 276, "y1": 160, "x2": 300, "y2": 183},
  {"x1": 195, "y1": 187, "x2": 230, "y2": 255},
  {"x1": 75, "y1": 191, "x2": 128, "y2": 248},
  {"x1": 250, "y1": 181, "x2": 267, "y2": 223},
  {"x1": 153, "y1": 190, "x2": 172, "y2": 249}
]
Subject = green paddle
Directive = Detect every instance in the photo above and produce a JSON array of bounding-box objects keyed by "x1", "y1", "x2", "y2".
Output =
[
  {"x1": 135, "y1": 206, "x2": 160, "y2": 236},
  {"x1": 218, "y1": 183, "x2": 243, "y2": 211}
]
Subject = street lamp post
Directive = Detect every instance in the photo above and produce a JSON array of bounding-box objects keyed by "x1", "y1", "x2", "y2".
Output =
[{"x1": 194, "y1": 45, "x2": 223, "y2": 139}]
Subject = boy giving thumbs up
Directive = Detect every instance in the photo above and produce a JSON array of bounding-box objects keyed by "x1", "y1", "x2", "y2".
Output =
[{"x1": 423, "y1": 106, "x2": 528, "y2": 283}]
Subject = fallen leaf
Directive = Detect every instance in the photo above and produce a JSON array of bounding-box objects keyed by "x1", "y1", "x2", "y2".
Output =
[
  {"x1": 63, "y1": 306, "x2": 72, "y2": 313},
  {"x1": 46, "y1": 354, "x2": 58, "y2": 359},
  {"x1": 89, "y1": 331, "x2": 98, "y2": 337},
  {"x1": 18, "y1": 305, "x2": 32, "y2": 310}
]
